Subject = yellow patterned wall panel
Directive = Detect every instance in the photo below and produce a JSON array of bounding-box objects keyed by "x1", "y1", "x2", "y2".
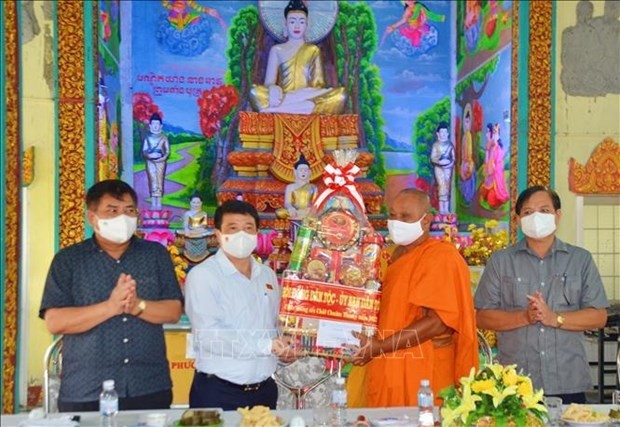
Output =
[{"x1": 2, "y1": 0, "x2": 21, "y2": 415}]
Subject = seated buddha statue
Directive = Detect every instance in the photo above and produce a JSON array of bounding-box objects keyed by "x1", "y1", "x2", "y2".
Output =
[
  {"x1": 249, "y1": 0, "x2": 346, "y2": 115},
  {"x1": 183, "y1": 193, "x2": 209, "y2": 237},
  {"x1": 277, "y1": 154, "x2": 318, "y2": 220}
]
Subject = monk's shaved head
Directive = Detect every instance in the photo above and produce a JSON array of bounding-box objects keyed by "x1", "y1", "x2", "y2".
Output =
[{"x1": 396, "y1": 188, "x2": 432, "y2": 215}]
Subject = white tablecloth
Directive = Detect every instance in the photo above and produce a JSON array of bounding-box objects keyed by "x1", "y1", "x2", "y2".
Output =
[{"x1": 1, "y1": 405, "x2": 616, "y2": 427}]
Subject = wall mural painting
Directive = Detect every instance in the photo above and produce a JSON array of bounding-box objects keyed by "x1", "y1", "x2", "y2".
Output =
[
  {"x1": 453, "y1": 0, "x2": 512, "y2": 228},
  {"x1": 126, "y1": 1, "x2": 514, "y2": 230},
  {"x1": 98, "y1": 0, "x2": 122, "y2": 181}
]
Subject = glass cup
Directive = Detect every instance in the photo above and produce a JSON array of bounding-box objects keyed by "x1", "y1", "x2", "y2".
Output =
[{"x1": 544, "y1": 396, "x2": 563, "y2": 426}]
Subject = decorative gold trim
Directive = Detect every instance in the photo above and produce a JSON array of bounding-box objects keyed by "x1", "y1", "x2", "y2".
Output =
[
  {"x1": 22, "y1": 146, "x2": 35, "y2": 186},
  {"x1": 509, "y1": 1, "x2": 520, "y2": 244},
  {"x1": 2, "y1": 0, "x2": 20, "y2": 414},
  {"x1": 569, "y1": 137, "x2": 620, "y2": 194},
  {"x1": 58, "y1": 0, "x2": 86, "y2": 248},
  {"x1": 527, "y1": 0, "x2": 553, "y2": 188}
]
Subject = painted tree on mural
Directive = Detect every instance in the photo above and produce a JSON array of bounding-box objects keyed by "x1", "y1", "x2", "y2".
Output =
[
  {"x1": 413, "y1": 96, "x2": 450, "y2": 197},
  {"x1": 194, "y1": 5, "x2": 259, "y2": 201},
  {"x1": 333, "y1": 1, "x2": 386, "y2": 188}
]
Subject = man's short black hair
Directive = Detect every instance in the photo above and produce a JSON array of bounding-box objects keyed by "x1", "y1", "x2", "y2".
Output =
[
  {"x1": 515, "y1": 185, "x2": 561, "y2": 215},
  {"x1": 86, "y1": 180, "x2": 138, "y2": 210},
  {"x1": 214, "y1": 200, "x2": 260, "y2": 230}
]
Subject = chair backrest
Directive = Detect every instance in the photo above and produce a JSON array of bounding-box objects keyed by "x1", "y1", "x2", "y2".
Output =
[
  {"x1": 43, "y1": 336, "x2": 63, "y2": 414},
  {"x1": 477, "y1": 329, "x2": 494, "y2": 365}
]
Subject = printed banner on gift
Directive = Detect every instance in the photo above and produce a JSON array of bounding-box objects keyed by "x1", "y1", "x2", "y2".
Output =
[{"x1": 280, "y1": 278, "x2": 381, "y2": 327}]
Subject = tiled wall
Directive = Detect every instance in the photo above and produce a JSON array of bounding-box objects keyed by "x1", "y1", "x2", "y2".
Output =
[{"x1": 582, "y1": 204, "x2": 620, "y2": 301}]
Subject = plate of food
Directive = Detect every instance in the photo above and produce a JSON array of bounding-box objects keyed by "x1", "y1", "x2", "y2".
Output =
[
  {"x1": 173, "y1": 409, "x2": 223, "y2": 427},
  {"x1": 560, "y1": 404, "x2": 610, "y2": 426},
  {"x1": 237, "y1": 405, "x2": 286, "y2": 427}
]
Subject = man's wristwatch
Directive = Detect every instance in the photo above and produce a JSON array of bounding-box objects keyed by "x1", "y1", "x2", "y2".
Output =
[
  {"x1": 556, "y1": 313, "x2": 565, "y2": 328},
  {"x1": 136, "y1": 299, "x2": 147, "y2": 316}
]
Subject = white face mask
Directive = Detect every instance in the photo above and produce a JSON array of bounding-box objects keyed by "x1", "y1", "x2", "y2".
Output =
[
  {"x1": 388, "y1": 215, "x2": 426, "y2": 246},
  {"x1": 520, "y1": 212, "x2": 556, "y2": 239},
  {"x1": 220, "y1": 231, "x2": 258, "y2": 259},
  {"x1": 96, "y1": 214, "x2": 137, "y2": 244}
]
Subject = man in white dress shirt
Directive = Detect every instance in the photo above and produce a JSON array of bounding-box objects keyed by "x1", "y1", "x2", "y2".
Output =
[{"x1": 185, "y1": 200, "x2": 293, "y2": 410}]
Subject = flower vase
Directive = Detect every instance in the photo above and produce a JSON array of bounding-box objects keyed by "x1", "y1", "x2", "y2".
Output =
[{"x1": 472, "y1": 414, "x2": 544, "y2": 427}]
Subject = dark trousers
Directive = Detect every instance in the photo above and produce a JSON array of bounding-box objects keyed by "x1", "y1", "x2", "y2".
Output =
[
  {"x1": 545, "y1": 392, "x2": 586, "y2": 404},
  {"x1": 59, "y1": 389, "x2": 172, "y2": 413},
  {"x1": 189, "y1": 371, "x2": 277, "y2": 410}
]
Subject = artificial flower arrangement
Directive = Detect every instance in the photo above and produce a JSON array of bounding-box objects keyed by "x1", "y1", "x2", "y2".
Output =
[
  {"x1": 167, "y1": 244, "x2": 188, "y2": 286},
  {"x1": 461, "y1": 220, "x2": 509, "y2": 266},
  {"x1": 440, "y1": 363, "x2": 547, "y2": 427}
]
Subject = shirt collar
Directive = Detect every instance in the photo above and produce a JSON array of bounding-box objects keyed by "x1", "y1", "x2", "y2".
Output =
[
  {"x1": 215, "y1": 249, "x2": 261, "y2": 277},
  {"x1": 516, "y1": 236, "x2": 569, "y2": 255},
  {"x1": 86, "y1": 234, "x2": 138, "y2": 252}
]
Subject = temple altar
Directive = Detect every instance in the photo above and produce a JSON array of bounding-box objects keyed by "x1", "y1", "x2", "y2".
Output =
[{"x1": 218, "y1": 111, "x2": 384, "y2": 228}]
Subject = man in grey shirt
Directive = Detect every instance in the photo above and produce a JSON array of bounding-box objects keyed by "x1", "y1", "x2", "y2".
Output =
[{"x1": 475, "y1": 186, "x2": 608, "y2": 404}]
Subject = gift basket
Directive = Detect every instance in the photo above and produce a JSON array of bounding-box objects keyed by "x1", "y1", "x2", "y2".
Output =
[{"x1": 279, "y1": 150, "x2": 383, "y2": 358}]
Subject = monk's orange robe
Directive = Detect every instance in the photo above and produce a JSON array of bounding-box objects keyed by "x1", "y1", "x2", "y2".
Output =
[{"x1": 367, "y1": 238, "x2": 479, "y2": 407}]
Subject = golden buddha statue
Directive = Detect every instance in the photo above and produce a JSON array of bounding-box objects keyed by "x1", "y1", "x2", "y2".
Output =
[
  {"x1": 249, "y1": 0, "x2": 346, "y2": 115},
  {"x1": 183, "y1": 193, "x2": 209, "y2": 237},
  {"x1": 276, "y1": 154, "x2": 318, "y2": 220}
]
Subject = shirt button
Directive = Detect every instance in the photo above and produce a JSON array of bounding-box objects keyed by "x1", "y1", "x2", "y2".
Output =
[
  {"x1": 123, "y1": 338, "x2": 129, "y2": 343},
  {"x1": 541, "y1": 282, "x2": 545, "y2": 287},
  {"x1": 124, "y1": 358, "x2": 129, "y2": 364},
  {"x1": 541, "y1": 351, "x2": 545, "y2": 356},
  {"x1": 540, "y1": 327, "x2": 544, "y2": 332},
  {"x1": 539, "y1": 260, "x2": 543, "y2": 264},
  {"x1": 116, "y1": 260, "x2": 121, "y2": 264},
  {"x1": 122, "y1": 317, "x2": 128, "y2": 322}
]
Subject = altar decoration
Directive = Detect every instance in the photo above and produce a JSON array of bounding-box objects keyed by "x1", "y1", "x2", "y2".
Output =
[
  {"x1": 458, "y1": 220, "x2": 509, "y2": 267},
  {"x1": 440, "y1": 363, "x2": 547, "y2": 427},
  {"x1": 167, "y1": 244, "x2": 188, "y2": 287},
  {"x1": 279, "y1": 150, "x2": 383, "y2": 357}
]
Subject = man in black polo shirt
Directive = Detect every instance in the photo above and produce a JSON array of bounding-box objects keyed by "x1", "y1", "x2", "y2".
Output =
[{"x1": 40, "y1": 180, "x2": 183, "y2": 412}]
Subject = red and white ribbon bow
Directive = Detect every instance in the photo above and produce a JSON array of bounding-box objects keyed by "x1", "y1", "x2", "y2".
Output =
[{"x1": 314, "y1": 162, "x2": 365, "y2": 212}]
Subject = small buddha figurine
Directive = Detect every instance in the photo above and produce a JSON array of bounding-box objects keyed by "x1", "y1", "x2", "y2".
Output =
[
  {"x1": 183, "y1": 193, "x2": 208, "y2": 236},
  {"x1": 142, "y1": 113, "x2": 170, "y2": 210},
  {"x1": 249, "y1": 0, "x2": 346, "y2": 115},
  {"x1": 277, "y1": 154, "x2": 318, "y2": 220}
]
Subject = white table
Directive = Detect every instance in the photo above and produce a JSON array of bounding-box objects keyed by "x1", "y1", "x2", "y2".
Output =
[{"x1": 1, "y1": 405, "x2": 616, "y2": 427}]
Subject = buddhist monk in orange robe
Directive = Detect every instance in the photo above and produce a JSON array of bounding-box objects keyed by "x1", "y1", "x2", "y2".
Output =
[{"x1": 349, "y1": 189, "x2": 479, "y2": 407}]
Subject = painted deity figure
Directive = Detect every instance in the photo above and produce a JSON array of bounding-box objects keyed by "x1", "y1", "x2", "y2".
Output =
[
  {"x1": 430, "y1": 122, "x2": 455, "y2": 214},
  {"x1": 142, "y1": 113, "x2": 170, "y2": 210},
  {"x1": 464, "y1": 0, "x2": 482, "y2": 51},
  {"x1": 381, "y1": 0, "x2": 446, "y2": 50},
  {"x1": 279, "y1": 154, "x2": 318, "y2": 220},
  {"x1": 480, "y1": 123, "x2": 509, "y2": 209},
  {"x1": 183, "y1": 193, "x2": 208, "y2": 236},
  {"x1": 459, "y1": 104, "x2": 476, "y2": 205},
  {"x1": 249, "y1": 0, "x2": 346, "y2": 115}
]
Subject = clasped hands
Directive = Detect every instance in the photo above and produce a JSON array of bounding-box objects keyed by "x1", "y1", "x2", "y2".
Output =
[
  {"x1": 108, "y1": 273, "x2": 142, "y2": 317},
  {"x1": 526, "y1": 291, "x2": 560, "y2": 327}
]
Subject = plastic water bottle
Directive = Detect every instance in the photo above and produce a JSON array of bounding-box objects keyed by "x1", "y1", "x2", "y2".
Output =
[
  {"x1": 330, "y1": 377, "x2": 348, "y2": 427},
  {"x1": 99, "y1": 380, "x2": 118, "y2": 427},
  {"x1": 417, "y1": 379, "x2": 435, "y2": 427}
]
